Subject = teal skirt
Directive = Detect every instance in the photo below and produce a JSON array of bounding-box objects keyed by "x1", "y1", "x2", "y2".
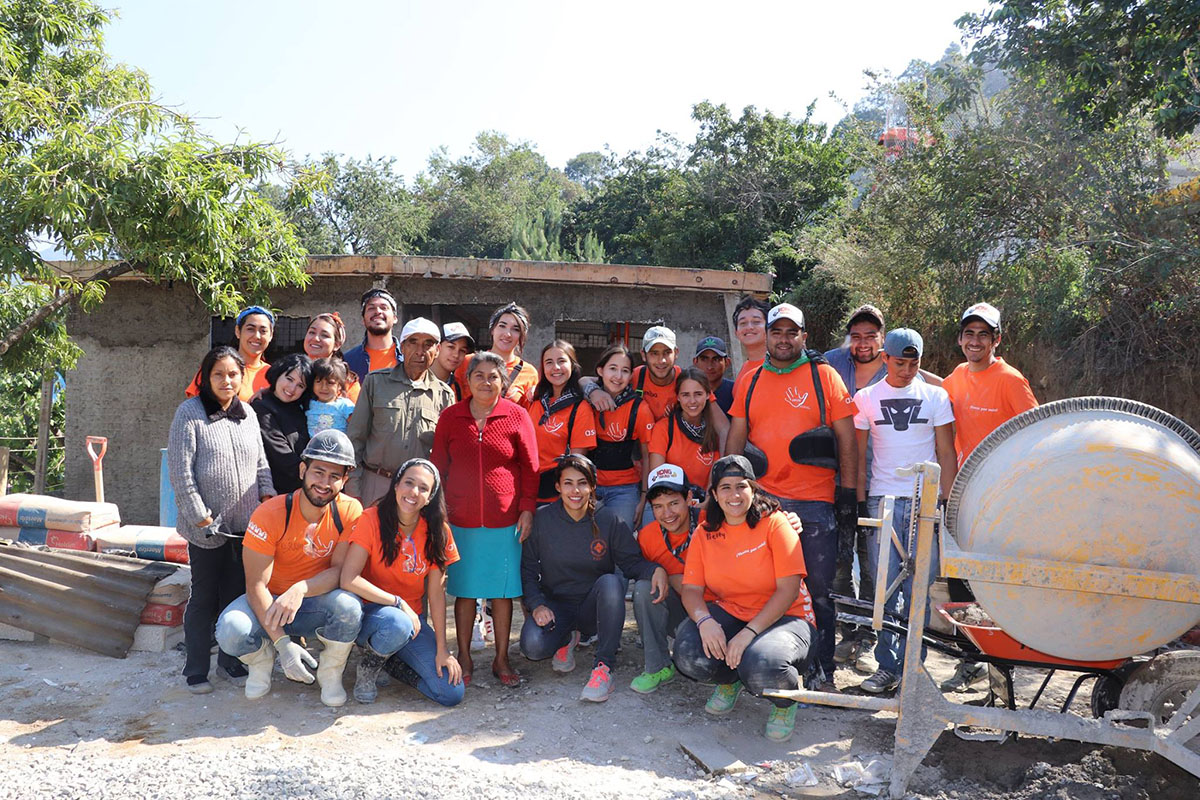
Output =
[{"x1": 446, "y1": 524, "x2": 522, "y2": 599}]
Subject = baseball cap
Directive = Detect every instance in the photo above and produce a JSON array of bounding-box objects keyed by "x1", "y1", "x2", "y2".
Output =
[
  {"x1": 442, "y1": 322, "x2": 475, "y2": 347},
  {"x1": 646, "y1": 463, "x2": 688, "y2": 498},
  {"x1": 400, "y1": 317, "x2": 441, "y2": 342},
  {"x1": 883, "y1": 328, "x2": 924, "y2": 358},
  {"x1": 767, "y1": 303, "x2": 805, "y2": 329},
  {"x1": 642, "y1": 325, "x2": 676, "y2": 352},
  {"x1": 960, "y1": 302, "x2": 1001, "y2": 331},
  {"x1": 360, "y1": 287, "x2": 397, "y2": 314},
  {"x1": 710, "y1": 454, "x2": 756, "y2": 489},
  {"x1": 694, "y1": 336, "x2": 728, "y2": 358},
  {"x1": 846, "y1": 304, "x2": 884, "y2": 331}
]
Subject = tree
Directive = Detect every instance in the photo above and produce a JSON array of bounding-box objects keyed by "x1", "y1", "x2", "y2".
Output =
[
  {"x1": 565, "y1": 151, "x2": 609, "y2": 191},
  {"x1": 0, "y1": 0, "x2": 319, "y2": 366},
  {"x1": 419, "y1": 132, "x2": 581, "y2": 258},
  {"x1": 961, "y1": 0, "x2": 1200, "y2": 137},
  {"x1": 264, "y1": 154, "x2": 427, "y2": 255}
]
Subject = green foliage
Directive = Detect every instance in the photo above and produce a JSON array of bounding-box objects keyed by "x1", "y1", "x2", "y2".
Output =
[
  {"x1": 0, "y1": 368, "x2": 64, "y2": 495},
  {"x1": 0, "y1": 0, "x2": 318, "y2": 365},
  {"x1": 264, "y1": 154, "x2": 427, "y2": 255},
  {"x1": 506, "y1": 206, "x2": 567, "y2": 262},
  {"x1": 420, "y1": 132, "x2": 580, "y2": 258},
  {"x1": 961, "y1": 0, "x2": 1200, "y2": 138}
]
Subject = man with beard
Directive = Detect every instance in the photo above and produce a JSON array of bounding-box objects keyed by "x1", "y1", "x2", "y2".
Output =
[
  {"x1": 346, "y1": 318, "x2": 455, "y2": 505},
  {"x1": 215, "y1": 429, "x2": 364, "y2": 706},
  {"x1": 726, "y1": 303, "x2": 858, "y2": 691},
  {"x1": 344, "y1": 288, "x2": 400, "y2": 379}
]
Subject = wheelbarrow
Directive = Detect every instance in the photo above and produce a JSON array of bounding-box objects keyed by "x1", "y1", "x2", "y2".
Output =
[{"x1": 771, "y1": 397, "x2": 1200, "y2": 798}]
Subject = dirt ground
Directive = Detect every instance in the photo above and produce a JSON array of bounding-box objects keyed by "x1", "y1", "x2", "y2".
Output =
[{"x1": 1, "y1": 608, "x2": 1196, "y2": 800}]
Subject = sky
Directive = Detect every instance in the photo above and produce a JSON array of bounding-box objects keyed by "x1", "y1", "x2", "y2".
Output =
[{"x1": 102, "y1": 0, "x2": 983, "y2": 179}]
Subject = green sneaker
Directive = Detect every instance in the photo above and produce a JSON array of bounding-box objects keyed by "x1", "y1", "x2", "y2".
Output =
[
  {"x1": 704, "y1": 680, "x2": 743, "y2": 715},
  {"x1": 765, "y1": 703, "x2": 798, "y2": 742},
  {"x1": 630, "y1": 664, "x2": 677, "y2": 694}
]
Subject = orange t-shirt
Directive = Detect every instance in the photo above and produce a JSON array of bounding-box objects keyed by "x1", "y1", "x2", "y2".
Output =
[
  {"x1": 683, "y1": 510, "x2": 814, "y2": 624},
  {"x1": 455, "y1": 354, "x2": 539, "y2": 408},
  {"x1": 594, "y1": 399, "x2": 656, "y2": 486},
  {"x1": 185, "y1": 359, "x2": 270, "y2": 403},
  {"x1": 638, "y1": 519, "x2": 695, "y2": 576},
  {"x1": 730, "y1": 360, "x2": 856, "y2": 502},
  {"x1": 367, "y1": 344, "x2": 398, "y2": 374},
  {"x1": 346, "y1": 508, "x2": 460, "y2": 615},
  {"x1": 736, "y1": 358, "x2": 764, "y2": 381},
  {"x1": 632, "y1": 365, "x2": 681, "y2": 421},
  {"x1": 942, "y1": 358, "x2": 1038, "y2": 466},
  {"x1": 243, "y1": 492, "x2": 363, "y2": 595},
  {"x1": 649, "y1": 416, "x2": 717, "y2": 491},
  {"x1": 528, "y1": 397, "x2": 598, "y2": 474}
]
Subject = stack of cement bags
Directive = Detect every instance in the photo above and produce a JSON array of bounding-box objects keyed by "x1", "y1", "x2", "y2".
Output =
[{"x1": 0, "y1": 494, "x2": 120, "y2": 551}]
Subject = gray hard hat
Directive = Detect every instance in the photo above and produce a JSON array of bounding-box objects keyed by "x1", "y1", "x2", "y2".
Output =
[{"x1": 301, "y1": 429, "x2": 356, "y2": 468}]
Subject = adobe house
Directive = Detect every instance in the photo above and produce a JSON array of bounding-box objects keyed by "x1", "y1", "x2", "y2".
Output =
[{"x1": 63, "y1": 255, "x2": 771, "y2": 523}]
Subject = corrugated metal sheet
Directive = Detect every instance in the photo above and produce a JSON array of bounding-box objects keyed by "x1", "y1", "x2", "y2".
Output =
[{"x1": 0, "y1": 544, "x2": 178, "y2": 658}]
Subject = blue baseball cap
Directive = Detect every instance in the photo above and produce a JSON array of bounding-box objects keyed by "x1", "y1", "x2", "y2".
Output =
[
  {"x1": 694, "y1": 336, "x2": 728, "y2": 357},
  {"x1": 884, "y1": 328, "x2": 923, "y2": 358}
]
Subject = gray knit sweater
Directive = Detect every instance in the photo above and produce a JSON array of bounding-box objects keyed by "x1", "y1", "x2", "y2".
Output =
[{"x1": 167, "y1": 397, "x2": 275, "y2": 548}]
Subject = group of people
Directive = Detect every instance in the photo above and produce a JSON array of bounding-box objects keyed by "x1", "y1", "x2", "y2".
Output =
[{"x1": 166, "y1": 287, "x2": 1037, "y2": 742}]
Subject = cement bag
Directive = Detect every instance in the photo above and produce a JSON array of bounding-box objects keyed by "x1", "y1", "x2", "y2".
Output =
[
  {"x1": 0, "y1": 526, "x2": 97, "y2": 551},
  {"x1": 94, "y1": 525, "x2": 189, "y2": 564},
  {"x1": 146, "y1": 567, "x2": 190, "y2": 605},
  {"x1": 140, "y1": 602, "x2": 186, "y2": 626},
  {"x1": 0, "y1": 494, "x2": 120, "y2": 531}
]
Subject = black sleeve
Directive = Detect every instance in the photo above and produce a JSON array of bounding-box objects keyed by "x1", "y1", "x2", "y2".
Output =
[
  {"x1": 611, "y1": 515, "x2": 657, "y2": 581},
  {"x1": 520, "y1": 519, "x2": 548, "y2": 610},
  {"x1": 258, "y1": 411, "x2": 304, "y2": 493}
]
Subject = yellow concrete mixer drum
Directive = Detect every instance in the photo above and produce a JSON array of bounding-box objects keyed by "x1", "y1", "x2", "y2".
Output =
[{"x1": 946, "y1": 397, "x2": 1200, "y2": 662}]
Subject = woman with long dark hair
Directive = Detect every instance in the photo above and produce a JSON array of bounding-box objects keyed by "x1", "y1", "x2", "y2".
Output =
[
  {"x1": 169, "y1": 345, "x2": 275, "y2": 694},
  {"x1": 185, "y1": 306, "x2": 275, "y2": 401},
  {"x1": 453, "y1": 302, "x2": 539, "y2": 407},
  {"x1": 673, "y1": 455, "x2": 817, "y2": 743},
  {"x1": 251, "y1": 353, "x2": 313, "y2": 494},
  {"x1": 529, "y1": 340, "x2": 597, "y2": 504},
  {"x1": 648, "y1": 367, "x2": 721, "y2": 492},
  {"x1": 339, "y1": 458, "x2": 464, "y2": 706},
  {"x1": 589, "y1": 344, "x2": 655, "y2": 531},
  {"x1": 303, "y1": 312, "x2": 361, "y2": 402},
  {"x1": 519, "y1": 454, "x2": 665, "y2": 702}
]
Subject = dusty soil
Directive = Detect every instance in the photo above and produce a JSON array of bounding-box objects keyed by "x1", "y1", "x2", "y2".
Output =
[{"x1": 1, "y1": 608, "x2": 1196, "y2": 800}]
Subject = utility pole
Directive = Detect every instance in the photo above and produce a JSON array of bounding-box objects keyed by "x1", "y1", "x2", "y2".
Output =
[{"x1": 33, "y1": 371, "x2": 52, "y2": 495}]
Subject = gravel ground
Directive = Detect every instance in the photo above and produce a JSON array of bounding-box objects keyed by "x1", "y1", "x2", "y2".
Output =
[{"x1": 1, "y1": 609, "x2": 1197, "y2": 800}]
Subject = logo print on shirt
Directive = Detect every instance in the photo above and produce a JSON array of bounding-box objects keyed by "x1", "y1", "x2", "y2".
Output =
[
  {"x1": 401, "y1": 536, "x2": 428, "y2": 575},
  {"x1": 875, "y1": 399, "x2": 930, "y2": 432},
  {"x1": 785, "y1": 387, "x2": 810, "y2": 409},
  {"x1": 302, "y1": 522, "x2": 335, "y2": 559},
  {"x1": 696, "y1": 451, "x2": 715, "y2": 466},
  {"x1": 544, "y1": 418, "x2": 564, "y2": 434},
  {"x1": 605, "y1": 420, "x2": 625, "y2": 439},
  {"x1": 590, "y1": 539, "x2": 608, "y2": 560}
]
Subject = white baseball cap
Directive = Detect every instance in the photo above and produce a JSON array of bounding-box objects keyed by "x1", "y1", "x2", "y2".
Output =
[
  {"x1": 646, "y1": 463, "x2": 687, "y2": 496},
  {"x1": 767, "y1": 303, "x2": 805, "y2": 329},
  {"x1": 442, "y1": 321, "x2": 474, "y2": 345},
  {"x1": 400, "y1": 317, "x2": 441, "y2": 342},
  {"x1": 641, "y1": 325, "x2": 677, "y2": 352},
  {"x1": 960, "y1": 302, "x2": 1001, "y2": 331}
]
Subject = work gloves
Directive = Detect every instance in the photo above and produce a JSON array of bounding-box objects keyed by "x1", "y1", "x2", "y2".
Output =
[{"x1": 273, "y1": 636, "x2": 318, "y2": 683}]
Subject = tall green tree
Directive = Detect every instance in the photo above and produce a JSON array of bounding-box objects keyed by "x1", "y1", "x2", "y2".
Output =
[
  {"x1": 0, "y1": 0, "x2": 319, "y2": 367},
  {"x1": 264, "y1": 154, "x2": 427, "y2": 255},
  {"x1": 961, "y1": 0, "x2": 1200, "y2": 137}
]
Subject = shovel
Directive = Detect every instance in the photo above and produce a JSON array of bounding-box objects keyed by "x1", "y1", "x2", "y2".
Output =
[{"x1": 86, "y1": 436, "x2": 108, "y2": 503}]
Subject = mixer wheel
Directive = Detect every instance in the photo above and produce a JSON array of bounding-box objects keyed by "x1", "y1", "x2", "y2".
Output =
[
  {"x1": 1090, "y1": 661, "x2": 1142, "y2": 719},
  {"x1": 1118, "y1": 651, "x2": 1200, "y2": 731}
]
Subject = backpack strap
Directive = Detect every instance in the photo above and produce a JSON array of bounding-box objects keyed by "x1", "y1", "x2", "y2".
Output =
[
  {"x1": 635, "y1": 367, "x2": 648, "y2": 395},
  {"x1": 667, "y1": 409, "x2": 676, "y2": 450},
  {"x1": 564, "y1": 400, "x2": 580, "y2": 455},
  {"x1": 625, "y1": 394, "x2": 643, "y2": 442},
  {"x1": 744, "y1": 364, "x2": 765, "y2": 420},
  {"x1": 507, "y1": 360, "x2": 524, "y2": 388},
  {"x1": 809, "y1": 359, "x2": 828, "y2": 426}
]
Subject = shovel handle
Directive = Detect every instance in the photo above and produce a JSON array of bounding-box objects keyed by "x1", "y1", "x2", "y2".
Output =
[{"x1": 86, "y1": 436, "x2": 108, "y2": 468}]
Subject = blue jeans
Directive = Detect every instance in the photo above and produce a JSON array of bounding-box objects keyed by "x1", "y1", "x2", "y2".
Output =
[
  {"x1": 673, "y1": 602, "x2": 815, "y2": 708},
  {"x1": 774, "y1": 498, "x2": 837, "y2": 678},
  {"x1": 595, "y1": 483, "x2": 640, "y2": 533},
  {"x1": 865, "y1": 496, "x2": 938, "y2": 676},
  {"x1": 520, "y1": 573, "x2": 626, "y2": 669},
  {"x1": 215, "y1": 589, "x2": 363, "y2": 656},
  {"x1": 372, "y1": 610, "x2": 465, "y2": 708}
]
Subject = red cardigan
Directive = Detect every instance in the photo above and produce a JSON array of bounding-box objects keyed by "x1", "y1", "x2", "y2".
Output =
[{"x1": 433, "y1": 398, "x2": 539, "y2": 529}]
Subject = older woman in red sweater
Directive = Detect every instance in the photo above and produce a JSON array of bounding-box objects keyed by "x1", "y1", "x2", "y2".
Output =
[{"x1": 433, "y1": 351, "x2": 539, "y2": 686}]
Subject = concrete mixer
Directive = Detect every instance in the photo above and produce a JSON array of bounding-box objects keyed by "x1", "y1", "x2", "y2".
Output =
[{"x1": 771, "y1": 397, "x2": 1200, "y2": 798}]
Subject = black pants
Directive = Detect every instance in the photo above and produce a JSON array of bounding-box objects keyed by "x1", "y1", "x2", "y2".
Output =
[
  {"x1": 183, "y1": 539, "x2": 245, "y2": 680},
  {"x1": 519, "y1": 573, "x2": 626, "y2": 669}
]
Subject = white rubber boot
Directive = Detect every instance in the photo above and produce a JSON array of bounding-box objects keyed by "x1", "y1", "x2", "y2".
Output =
[
  {"x1": 239, "y1": 640, "x2": 275, "y2": 699},
  {"x1": 316, "y1": 631, "x2": 354, "y2": 708}
]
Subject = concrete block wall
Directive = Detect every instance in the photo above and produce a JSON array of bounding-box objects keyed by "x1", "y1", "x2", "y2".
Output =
[{"x1": 66, "y1": 276, "x2": 739, "y2": 524}]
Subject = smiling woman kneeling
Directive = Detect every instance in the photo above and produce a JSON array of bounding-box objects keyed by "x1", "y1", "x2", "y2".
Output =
[
  {"x1": 672, "y1": 455, "x2": 817, "y2": 742},
  {"x1": 339, "y1": 459, "x2": 464, "y2": 706},
  {"x1": 519, "y1": 454, "x2": 666, "y2": 702}
]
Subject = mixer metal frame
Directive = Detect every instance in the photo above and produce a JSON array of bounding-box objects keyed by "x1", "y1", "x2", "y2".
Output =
[{"x1": 771, "y1": 462, "x2": 1200, "y2": 799}]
